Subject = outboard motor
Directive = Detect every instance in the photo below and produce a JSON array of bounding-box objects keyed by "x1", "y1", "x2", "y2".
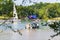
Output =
[{"x1": 31, "y1": 23, "x2": 39, "y2": 29}]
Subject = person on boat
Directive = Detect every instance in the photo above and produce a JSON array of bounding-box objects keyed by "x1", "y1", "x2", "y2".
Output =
[{"x1": 25, "y1": 23, "x2": 32, "y2": 29}]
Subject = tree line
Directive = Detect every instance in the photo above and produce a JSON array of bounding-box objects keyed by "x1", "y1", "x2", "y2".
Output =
[
  {"x1": 0, "y1": 0, "x2": 60, "y2": 20},
  {"x1": 16, "y1": 2, "x2": 60, "y2": 20}
]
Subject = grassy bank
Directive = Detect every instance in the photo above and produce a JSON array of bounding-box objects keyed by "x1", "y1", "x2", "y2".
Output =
[
  {"x1": 48, "y1": 17, "x2": 60, "y2": 21},
  {"x1": 0, "y1": 16, "x2": 9, "y2": 20},
  {"x1": 0, "y1": 16, "x2": 60, "y2": 21}
]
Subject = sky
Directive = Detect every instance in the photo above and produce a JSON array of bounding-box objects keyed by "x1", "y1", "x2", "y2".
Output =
[{"x1": 13, "y1": 0, "x2": 60, "y2": 6}]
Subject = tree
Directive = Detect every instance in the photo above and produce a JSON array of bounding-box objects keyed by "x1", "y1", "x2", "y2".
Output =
[{"x1": 0, "y1": 0, "x2": 13, "y2": 17}]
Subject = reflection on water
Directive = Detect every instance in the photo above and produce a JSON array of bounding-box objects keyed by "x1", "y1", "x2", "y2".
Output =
[
  {"x1": 0, "y1": 21, "x2": 27, "y2": 31},
  {"x1": 0, "y1": 29, "x2": 59, "y2": 40},
  {"x1": 0, "y1": 20, "x2": 60, "y2": 40}
]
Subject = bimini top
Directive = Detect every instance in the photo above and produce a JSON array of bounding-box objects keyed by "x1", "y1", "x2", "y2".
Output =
[{"x1": 28, "y1": 15, "x2": 37, "y2": 19}]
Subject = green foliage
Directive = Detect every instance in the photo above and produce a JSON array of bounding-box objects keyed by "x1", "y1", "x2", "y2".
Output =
[
  {"x1": 0, "y1": 0, "x2": 13, "y2": 17},
  {"x1": 16, "y1": 3, "x2": 60, "y2": 19},
  {"x1": 0, "y1": 1, "x2": 60, "y2": 19}
]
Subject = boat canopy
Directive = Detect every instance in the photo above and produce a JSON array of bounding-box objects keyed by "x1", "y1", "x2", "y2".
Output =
[{"x1": 28, "y1": 15, "x2": 37, "y2": 19}]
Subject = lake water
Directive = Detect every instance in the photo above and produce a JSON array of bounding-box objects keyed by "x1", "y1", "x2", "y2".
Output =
[
  {"x1": 0, "y1": 20, "x2": 47, "y2": 30},
  {"x1": 0, "y1": 20, "x2": 60, "y2": 40}
]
